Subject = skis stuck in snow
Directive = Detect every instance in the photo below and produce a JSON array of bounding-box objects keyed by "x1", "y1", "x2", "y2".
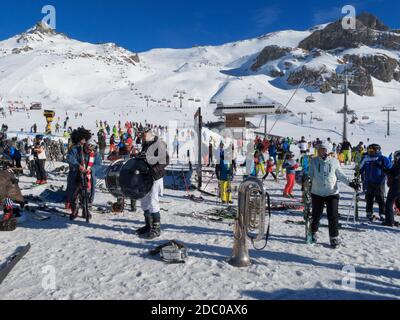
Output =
[{"x1": 302, "y1": 176, "x2": 313, "y2": 244}]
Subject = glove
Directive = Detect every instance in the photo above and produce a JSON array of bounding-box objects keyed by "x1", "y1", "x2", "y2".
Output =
[{"x1": 349, "y1": 181, "x2": 361, "y2": 191}]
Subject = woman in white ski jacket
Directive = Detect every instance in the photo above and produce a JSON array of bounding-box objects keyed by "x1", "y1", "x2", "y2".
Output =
[{"x1": 308, "y1": 144, "x2": 357, "y2": 248}]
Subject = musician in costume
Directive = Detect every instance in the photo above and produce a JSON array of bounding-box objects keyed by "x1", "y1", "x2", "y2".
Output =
[
  {"x1": 66, "y1": 128, "x2": 101, "y2": 220},
  {"x1": 136, "y1": 128, "x2": 169, "y2": 239}
]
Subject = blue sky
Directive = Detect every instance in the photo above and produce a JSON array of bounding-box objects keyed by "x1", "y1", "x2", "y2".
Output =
[{"x1": 0, "y1": 0, "x2": 398, "y2": 52}]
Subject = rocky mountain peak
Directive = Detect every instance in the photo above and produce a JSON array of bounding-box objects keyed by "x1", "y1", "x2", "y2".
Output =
[
  {"x1": 16, "y1": 21, "x2": 68, "y2": 44},
  {"x1": 298, "y1": 12, "x2": 400, "y2": 51},
  {"x1": 357, "y1": 12, "x2": 390, "y2": 31}
]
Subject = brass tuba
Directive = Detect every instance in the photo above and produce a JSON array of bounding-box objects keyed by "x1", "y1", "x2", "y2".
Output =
[{"x1": 228, "y1": 177, "x2": 270, "y2": 267}]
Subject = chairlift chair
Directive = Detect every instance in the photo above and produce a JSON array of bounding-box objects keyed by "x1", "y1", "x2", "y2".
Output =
[{"x1": 305, "y1": 94, "x2": 316, "y2": 103}]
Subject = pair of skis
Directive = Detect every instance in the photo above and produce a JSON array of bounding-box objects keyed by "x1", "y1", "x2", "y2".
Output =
[
  {"x1": 303, "y1": 176, "x2": 313, "y2": 244},
  {"x1": 0, "y1": 243, "x2": 31, "y2": 285}
]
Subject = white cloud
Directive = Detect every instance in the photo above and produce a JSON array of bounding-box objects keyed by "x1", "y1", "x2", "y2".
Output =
[{"x1": 253, "y1": 7, "x2": 281, "y2": 29}]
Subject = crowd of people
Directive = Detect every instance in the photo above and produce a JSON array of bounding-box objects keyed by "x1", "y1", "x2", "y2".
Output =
[
  {"x1": 212, "y1": 133, "x2": 400, "y2": 248},
  {"x1": 1, "y1": 116, "x2": 399, "y2": 247}
]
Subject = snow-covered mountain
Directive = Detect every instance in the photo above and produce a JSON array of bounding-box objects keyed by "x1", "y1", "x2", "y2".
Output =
[{"x1": 1, "y1": 14, "x2": 400, "y2": 151}]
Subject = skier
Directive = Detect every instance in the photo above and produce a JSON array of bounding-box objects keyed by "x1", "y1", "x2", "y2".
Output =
[
  {"x1": 326, "y1": 138, "x2": 333, "y2": 153},
  {"x1": 298, "y1": 136, "x2": 308, "y2": 154},
  {"x1": 109, "y1": 134, "x2": 116, "y2": 154},
  {"x1": 299, "y1": 149, "x2": 312, "y2": 192},
  {"x1": 216, "y1": 158, "x2": 234, "y2": 204},
  {"x1": 275, "y1": 143, "x2": 285, "y2": 177},
  {"x1": 353, "y1": 142, "x2": 365, "y2": 164},
  {"x1": 97, "y1": 129, "x2": 107, "y2": 161},
  {"x1": 208, "y1": 140, "x2": 213, "y2": 167},
  {"x1": 308, "y1": 144, "x2": 358, "y2": 248},
  {"x1": 25, "y1": 144, "x2": 35, "y2": 177},
  {"x1": 283, "y1": 152, "x2": 299, "y2": 198},
  {"x1": 231, "y1": 144, "x2": 238, "y2": 172},
  {"x1": 360, "y1": 144, "x2": 392, "y2": 222},
  {"x1": 341, "y1": 138, "x2": 352, "y2": 165},
  {"x1": 262, "y1": 156, "x2": 278, "y2": 182},
  {"x1": 32, "y1": 135, "x2": 47, "y2": 185},
  {"x1": 136, "y1": 128, "x2": 169, "y2": 239},
  {"x1": 384, "y1": 150, "x2": 400, "y2": 227},
  {"x1": 268, "y1": 141, "x2": 277, "y2": 164},
  {"x1": 253, "y1": 150, "x2": 266, "y2": 177}
]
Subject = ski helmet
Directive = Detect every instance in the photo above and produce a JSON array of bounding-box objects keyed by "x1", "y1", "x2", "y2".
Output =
[{"x1": 393, "y1": 151, "x2": 400, "y2": 163}]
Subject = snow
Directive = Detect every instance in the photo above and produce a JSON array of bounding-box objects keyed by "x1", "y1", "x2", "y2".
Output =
[
  {"x1": 0, "y1": 167, "x2": 399, "y2": 300},
  {"x1": 0, "y1": 22, "x2": 399, "y2": 300}
]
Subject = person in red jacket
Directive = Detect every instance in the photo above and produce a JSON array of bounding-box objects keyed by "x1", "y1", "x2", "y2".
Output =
[
  {"x1": 262, "y1": 157, "x2": 278, "y2": 182},
  {"x1": 262, "y1": 137, "x2": 270, "y2": 153}
]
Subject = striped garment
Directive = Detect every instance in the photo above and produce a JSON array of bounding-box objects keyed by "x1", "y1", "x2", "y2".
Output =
[{"x1": 85, "y1": 151, "x2": 96, "y2": 191}]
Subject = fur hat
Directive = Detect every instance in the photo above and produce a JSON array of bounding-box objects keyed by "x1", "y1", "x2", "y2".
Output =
[{"x1": 71, "y1": 127, "x2": 92, "y2": 145}]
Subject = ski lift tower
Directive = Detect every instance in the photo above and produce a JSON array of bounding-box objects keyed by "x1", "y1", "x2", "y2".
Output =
[
  {"x1": 298, "y1": 112, "x2": 307, "y2": 126},
  {"x1": 176, "y1": 90, "x2": 186, "y2": 109},
  {"x1": 257, "y1": 92, "x2": 268, "y2": 136},
  {"x1": 335, "y1": 71, "x2": 355, "y2": 141},
  {"x1": 381, "y1": 106, "x2": 397, "y2": 136}
]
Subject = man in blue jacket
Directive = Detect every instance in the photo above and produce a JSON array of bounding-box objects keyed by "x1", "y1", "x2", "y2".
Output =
[{"x1": 360, "y1": 144, "x2": 392, "y2": 222}]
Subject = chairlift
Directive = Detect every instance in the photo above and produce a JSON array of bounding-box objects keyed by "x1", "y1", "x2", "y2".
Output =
[
  {"x1": 173, "y1": 94, "x2": 179, "y2": 98},
  {"x1": 195, "y1": 98, "x2": 201, "y2": 103},
  {"x1": 210, "y1": 99, "x2": 217, "y2": 105},
  {"x1": 305, "y1": 94, "x2": 316, "y2": 103},
  {"x1": 188, "y1": 98, "x2": 194, "y2": 101}
]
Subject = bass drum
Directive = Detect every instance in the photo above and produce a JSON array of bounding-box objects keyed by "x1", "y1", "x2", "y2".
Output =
[{"x1": 106, "y1": 158, "x2": 154, "y2": 200}]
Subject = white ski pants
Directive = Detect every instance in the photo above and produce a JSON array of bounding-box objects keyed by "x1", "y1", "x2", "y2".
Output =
[{"x1": 141, "y1": 178, "x2": 163, "y2": 213}]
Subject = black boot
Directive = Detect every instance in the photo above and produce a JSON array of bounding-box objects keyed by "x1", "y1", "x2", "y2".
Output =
[
  {"x1": 330, "y1": 237, "x2": 340, "y2": 249},
  {"x1": 146, "y1": 213, "x2": 161, "y2": 239},
  {"x1": 137, "y1": 213, "x2": 152, "y2": 236},
  {"x1": 70, "y1": 206, "x2": 79, "y2": 221}
]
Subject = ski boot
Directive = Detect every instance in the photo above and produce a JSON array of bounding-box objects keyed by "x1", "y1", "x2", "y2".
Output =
[
  {"x1": 146, "y1": 213, "x2": 161, "y2": 240},
  {"x1": 310, "y1": 233, "x2": 318, "y2": 244},
  {"x1": 70, "y1": 206, "x2": 79, "y2": 221},
  {"x1": 137, "y1": 213, "x2": 152, "y2": 236},
  {"x1": 330, "y1": 237, "x2": 340, "y2": 249}
]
